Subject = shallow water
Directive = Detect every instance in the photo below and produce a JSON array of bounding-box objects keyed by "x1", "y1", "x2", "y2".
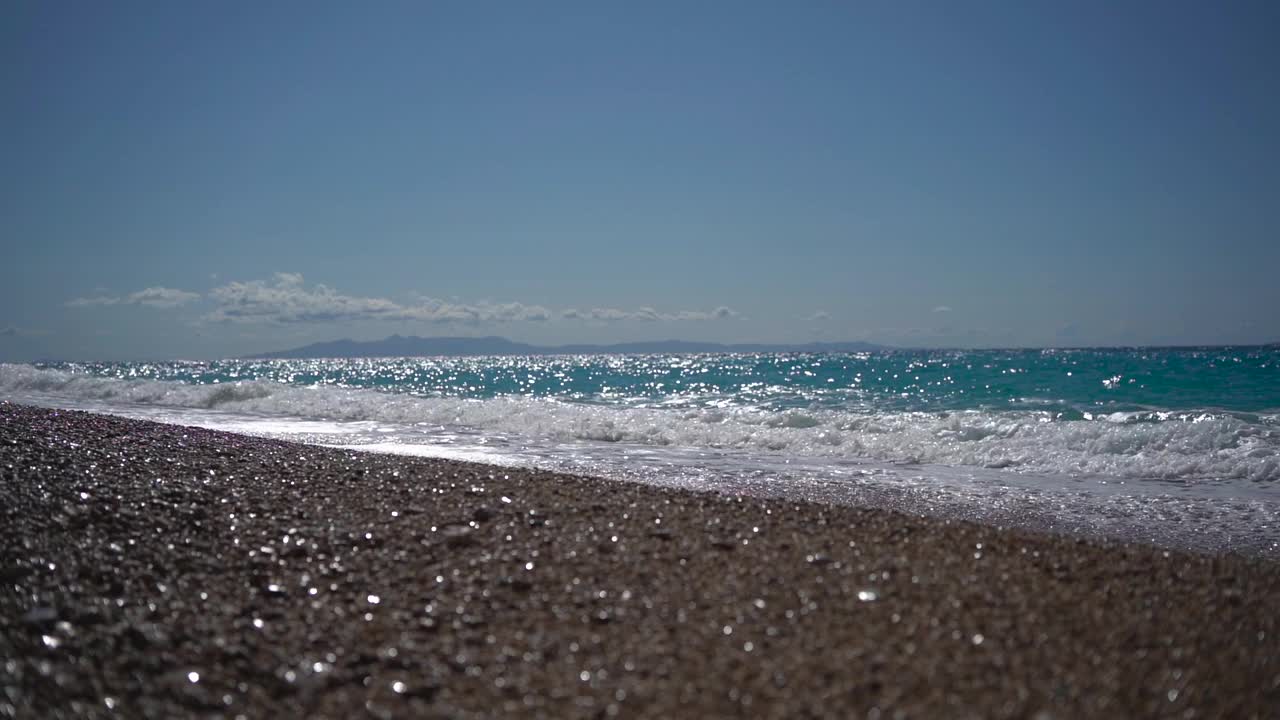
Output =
[{"x1": 3, "y1": 348, "x2": 1278, "y2": 555}]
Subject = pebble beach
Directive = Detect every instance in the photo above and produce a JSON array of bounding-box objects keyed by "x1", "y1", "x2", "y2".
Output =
[{"x1": 2, "y1": 402, "x2": 1278, "y2": 718}]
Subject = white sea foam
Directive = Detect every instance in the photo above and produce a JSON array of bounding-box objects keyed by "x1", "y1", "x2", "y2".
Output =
[
  {"x1": 3, "y1": 363, "x2": 1277, "y2": 485},
  {"x1": 4, "y1": 363, "x2": 1278, "y2": 556}
]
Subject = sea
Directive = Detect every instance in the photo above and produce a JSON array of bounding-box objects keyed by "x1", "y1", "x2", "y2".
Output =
[{"x1": 3, "y1": 348, "x2": 1278, "y2": 556}]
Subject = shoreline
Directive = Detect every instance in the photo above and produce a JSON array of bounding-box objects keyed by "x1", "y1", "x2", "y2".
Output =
[
  {"x1": 3, "y1": 402, "x2": 1279, "y2": 717},
  {"x1": 11, "y1": 392, "x2": 1277, "y2": 560}
]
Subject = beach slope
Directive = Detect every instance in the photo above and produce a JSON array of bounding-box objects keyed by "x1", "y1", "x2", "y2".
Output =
[{"x1": 2, "y1": 403, "x2": 1278, "y2": 718}]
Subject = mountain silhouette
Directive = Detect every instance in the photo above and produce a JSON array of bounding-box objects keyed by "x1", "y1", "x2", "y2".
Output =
[{"x1": 250, "y1": 335, "x2": 890, "y2": 359}]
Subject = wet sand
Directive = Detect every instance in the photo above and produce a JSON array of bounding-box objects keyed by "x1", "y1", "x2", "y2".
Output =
[{"x1": 2, "y1": 402, "x2": 1279, "y2": 719}]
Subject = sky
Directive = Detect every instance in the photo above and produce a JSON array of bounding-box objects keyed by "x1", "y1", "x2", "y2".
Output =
[{"x1": 2, "y1": 0, "x2": 1279, "y2": 361}]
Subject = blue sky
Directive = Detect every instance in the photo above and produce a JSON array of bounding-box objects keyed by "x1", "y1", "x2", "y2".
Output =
[{"x1": 3, "y1": 0, "x2": 1278, "y2": 360}]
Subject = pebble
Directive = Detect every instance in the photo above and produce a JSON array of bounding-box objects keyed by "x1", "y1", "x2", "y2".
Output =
[{"x1": 3, "y1": 402, "x2": 1279, "y2": 720}]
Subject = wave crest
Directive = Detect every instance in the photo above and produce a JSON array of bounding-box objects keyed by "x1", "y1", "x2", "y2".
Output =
[{"x1": 3, "y1": 363, "x2": 1277, "y2": 484}]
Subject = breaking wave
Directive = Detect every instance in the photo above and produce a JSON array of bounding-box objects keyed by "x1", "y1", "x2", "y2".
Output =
[{"x1": 3, "y1": 363, "x2": 1276, "y2": 484}]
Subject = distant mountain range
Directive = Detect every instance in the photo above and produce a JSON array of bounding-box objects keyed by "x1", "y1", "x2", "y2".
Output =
[{"x1": 250, "y1": 335, "x2": 890, "y2": 359}]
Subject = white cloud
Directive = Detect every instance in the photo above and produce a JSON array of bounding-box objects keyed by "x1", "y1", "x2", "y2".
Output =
[
  {"x1": 69, "y1": 272, "x2": 736, "y2": 328},
  {"x1": 587, "y1": 308, "x2": 633, "y2": 322},
  {"x1": 127, "y1": 287, "x2": 200, "y2": 308},
  {"x1": 206, "y1": 273, "x2": 410, "y2": 324},
  {"x1": 66, "y1": 295, "x2": 121, "y2": 307},
  {"x1": 67, "y1": 286, "x2": 198, "y2": 308},
  {"x1": 566, "y1": 305, "x2": 739, "y2": 323},
  {"x1": 809, "y1": 310, "x2": 831, "y2": 321},
  {"x1": 932, "y1": 305, "x2": 953, "y2": 313},
  {"x1": 476, "y1": 301, "x2": 552, "y2": 323},
  {"x1": 0, "y1": 325, "x2": 50, "y2": 337},
  {"x1": 674, "y1": 306, "x2": 738, "y2": 321},
  {"x1": 206, "y1": 274, "x2": 564, "y2": 325}
]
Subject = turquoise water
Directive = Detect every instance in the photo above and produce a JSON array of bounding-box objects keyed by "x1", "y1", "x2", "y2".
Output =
[
  {"x1": 33, "y1": 347, "x2": 1280, "y2": 414},
  {"x1": 4, "y1": 347, "x2": 1279, "y2": 554}
]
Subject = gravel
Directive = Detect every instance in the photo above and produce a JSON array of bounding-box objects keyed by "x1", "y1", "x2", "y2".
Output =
[{"x1": 2, "y1": 402, "x2": 1278, "y2": 718}]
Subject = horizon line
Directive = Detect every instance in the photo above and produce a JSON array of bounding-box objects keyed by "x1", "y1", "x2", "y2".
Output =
[{"x1": 15, "y1": 335, "x2": 1278, "y2": 364}]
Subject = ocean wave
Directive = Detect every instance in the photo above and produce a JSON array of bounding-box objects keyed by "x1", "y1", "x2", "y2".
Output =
[{"x1": 3, "y1": 363, "x2": 1277, "y2": 484}]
